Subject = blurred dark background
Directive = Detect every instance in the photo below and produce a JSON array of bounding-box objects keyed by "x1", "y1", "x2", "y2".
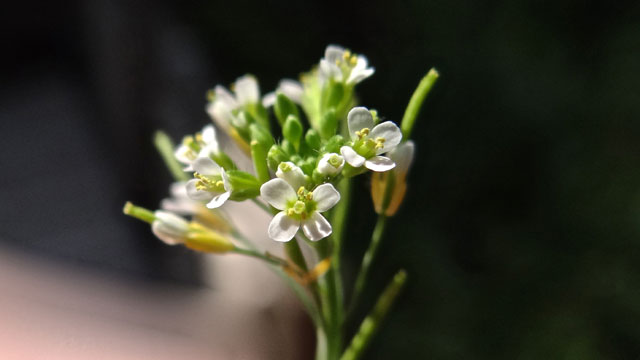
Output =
[{"x1": 2, "y1": 0, "x2": 640, "y2": 358}]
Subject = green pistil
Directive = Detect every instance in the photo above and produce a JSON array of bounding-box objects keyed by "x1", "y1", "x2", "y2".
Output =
[
  {"x1": 285, "y1": 186, "x2": 317, "y2": 220},
  {"x1": 328, "y1": 154, "x2": 342, "y2": 168}
]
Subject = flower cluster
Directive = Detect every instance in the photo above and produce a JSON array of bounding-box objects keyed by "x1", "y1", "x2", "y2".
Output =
[{"x1": 123, "y1": 44, "x2": 434, "y2": 360}]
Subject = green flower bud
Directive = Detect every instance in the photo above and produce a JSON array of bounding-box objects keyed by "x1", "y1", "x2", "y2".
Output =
[
  {"x1": 274, "y1": 92, "x2": 299, "y2": 126},
  {"x1": 211, "y1": 152, "x2": 235, "y2": 170},
  {"x1": 322, "y1": 80, "x2": 344, "y2": 111},
  {"x1": 319, "y1": 108, "x2": 338, "y2": 139},
  {"x1": 305, "y1": 129, "x2": 321, "y2": 150},
  {"x1": 283, "y1": 115, "x2": 303, "y2": 151},
  {"x1": 250, "y1": 123, "x2": 274, "y2": 150},
  {"x1": 267, "y1": 144, "x2": 288, "y2": 171},
  {"x1": 323, "y1": 134, "x2": 345, "y2": 154}
]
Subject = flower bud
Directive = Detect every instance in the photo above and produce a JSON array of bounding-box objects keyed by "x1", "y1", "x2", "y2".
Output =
[
  {"x1": 319, "y1": 108, "x2": 338, "y2": 139},
  {"x1": 225, "y1": 169, "x2": 261, "y2": 200},
  {"x1": 267, "y1": 144, "x2": 288, "y2": 171},
  {"x1": 152, "y1": 210, "x2": 190, "y2": 245},
  {"x1": 283, "y1": 115, "x2": 303, "y2": 151},
  {"x1": 317, "y1": 153, "x2": 345, "y2": 176},
  {"x1": 305, "y1": 129, "x2": 321, "y2": 150},
  {"x1": 274, "y1": 92, "x2": 299, "y2": 126},
  {"x1": 250, "y1": 123, "x2": 274, "y2": 150},
  {"x1": 322, "y1": 134, "x2": 345, "y2": 154}
]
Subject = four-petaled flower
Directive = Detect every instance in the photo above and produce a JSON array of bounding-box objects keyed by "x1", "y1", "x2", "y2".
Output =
[
  {"x1": 340, "y1": 107, "x2": 402, "y2": 172},
  {"x1": 206, "y1": 75, "x2": 261, "y2": 132},
  {"x1": 174, "y1": 125, "x2": 220, "y2": 171},
  {"x1": 319, "y1": 45, "x2": 374, "y2": 85},
  {"x1": 186, "y1": 157, "x2": 232, "y2": 209},
  {"x1": 260, "y1": 177, "x2": 340, "y2": 242}
]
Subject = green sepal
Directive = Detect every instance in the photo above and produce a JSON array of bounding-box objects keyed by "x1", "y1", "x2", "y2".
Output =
[
  {"x1": 226, "y1": 170, "x2": 260, "y2": 200},
  {"x1": 323, "y1": 134, "x2": 345, "y2": 154},
  {"x1": 211, "y1": 152, "x2": 235, "y2": 170},
  {"x1": 319, "y1": 107, "x2": 338, "y2": 139},
  {"x1": 250, "y1": 123, "x2": 274, "y2": 150},
  {"x1": 267, "y1": 144, "x2": 288, "y2": 171},
  {"x1": 281, "y1": 139, "x2": 296, "y2": 155},
  {"x1": 305, "y1": 129, "x2": 321, "y2": 150},
  {"x1": 274, "y1": 92, "x2": 299, "y2": 126}
]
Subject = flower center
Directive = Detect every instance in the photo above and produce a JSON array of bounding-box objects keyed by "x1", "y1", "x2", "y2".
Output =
[
  {"x1": 194, "y1": 173, "x2": 225, "y2": 193},
  {"x1": 353, "y1": 133, "x2": 386, "y2": 159},
  {"x1": 285, "y1": 186, "x2": 316, "y2": 220},
  {"x1": 328, "y1": 154, "x2": 342, "y2": 168}
]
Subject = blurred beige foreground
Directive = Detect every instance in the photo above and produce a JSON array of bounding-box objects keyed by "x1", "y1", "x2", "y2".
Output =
[{"x1": 0, "y1": 202, "x2": 311, "y2": 360}]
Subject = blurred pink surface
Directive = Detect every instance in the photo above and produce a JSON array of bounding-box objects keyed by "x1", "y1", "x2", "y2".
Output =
[{"x1": 0, "y1": 245, "x2": 312, "y2": 359}]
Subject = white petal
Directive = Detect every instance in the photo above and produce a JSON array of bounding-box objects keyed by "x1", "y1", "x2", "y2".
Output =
[
  {"x1": 186, "y1": 179, "x2": 214, "y2": 201},
  {"x1": 276, "y1": 161, "x2": 307, "y2": 190},
  {"x1": 365, "y1": 156, "x2": 396, "y2": 172},
  {"x1": 370, "y1": 121, "x2": 403, "y2": 154},
  {"x1": 277, "y1": 79, "x2": 304, "y2": 104},
  {"x1": 201, "y1": 125, "x2": 218, "y2": 146},
  {"x1": 152, "y1": 221, "x2": 184, "y2": 245},
  {"x1": 221, "y1": 168, "x2": 232, "y2": 192},
  {"x1": 193, "y1": 157, "x2": 221, "y2": 176},
  {"x1": 235, "y1": 75, "x2": 260, "y2": 104},
  {"x1": 262, "y1": 92, "x2": 276, "y2": 107},
  {"x1": 319, "y1": 59, "x2": 342, "y2": 81},
  {"x1": 340, "y1": 146, "x2": 366, "y2": 167},
  {"x1": 347, "y1": 57, "x2": 374, "y2": 84},
  {"x1": 312, "y1": 183, "x2": 340, "y2": 212},
  {"x1": 389, "y1": 141, "x2": 415, "y2": 174},
  {"x1": 347, "y1": 107, "x2": 375, "y2": 140},
  {"x1": 206, "y1": 191, "x2": 231, "y2": 209},
  {"x1": 152, "y1": 211, "x2": 189, "y2": 245},
  {"x1": 260, "y1": 178, "x2": 297, "y2": 210},
  {"x1": 268, "y1": 212, "x2": 300, "y2": 242},
  {"x1": 214, "y1": 85, "x2": 238, "y2": 108},
  {"x1": 324, "y1": 45, "x2": 346, "y2": 63},
  {"x1": 302, "y1": 212, "x2": 332, "y2": 241}
]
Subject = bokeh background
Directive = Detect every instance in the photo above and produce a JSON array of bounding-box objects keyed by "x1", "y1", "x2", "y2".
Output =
[{"x1": 2, "y1": 0, "x2": 640, "y2": 358}]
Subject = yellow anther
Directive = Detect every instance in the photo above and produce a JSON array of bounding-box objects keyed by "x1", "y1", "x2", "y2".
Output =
[
  {"x1": 215, "y1": 180, "x2": 224, "y2": 188},
  {"x1": 305, "y1": 192, "x2": 313, "y2": 201},
  {"x1": 206, "y1": 89, "x2": 215, "y2": 102},
  {"x1": 349, "y1": 55, "x2": 358, "y2": 66},
  {"x1": 343, "y1": 50, "x2": 351, "y2": 60},
  {"x1": 287, "y1": 208, "x2": 296, "y2": 216},
  {"x1": 376, "y1": 137, "x2": 386, "y2": 143},
  {"x1": 297, "y1": 186, "x2": 306, "y2": 196},
  {"x1": 335, "y1": 59, "x2": 341, "y2": 65},
  {"x1": 195, "y1": 133, "x2": 203, "y2": 142}
]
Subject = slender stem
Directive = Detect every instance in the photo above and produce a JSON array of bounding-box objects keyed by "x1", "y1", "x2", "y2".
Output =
[
  {"x1": 232, "y1": 246, "x2": 323, "y2": 327},
  {"x1": 348, "y1": 214, "x2": 387, "y2": 315},
  {"x1": 153, "y1": 130, "x2": 189, "y2": 182},
  {"x1": 341, "y1": 270, "x2": 408, "y2": 360},
  {"x1": 400, "y1": 68, "x2": 439, "y2": 139}
]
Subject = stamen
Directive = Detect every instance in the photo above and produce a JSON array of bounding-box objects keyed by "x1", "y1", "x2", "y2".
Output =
[
  {"x1": 349, "y1": 55, "x2": 358, "y2": 66},
  {"x1": 297, "y1": 186, "x2": 306, "y2": 196},
  {"x1": 279, "y1": 162, "x2": 292, "y2": 172},
  {"x1": 343, "y1": 50, "x2": 351, "y2": 60}
]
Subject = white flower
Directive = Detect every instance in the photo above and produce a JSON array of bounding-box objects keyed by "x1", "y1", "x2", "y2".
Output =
[
  {"x1": 174, "y1": 125, "x2": 220, "y2": 171},
  {"x1": 340, "y1": 107, "x2": 402, "y2": 172},
  {"x1": 152, "y1": 210, "x2": 189, "y2": 245},
  {"x1": 206, "y1": 75, "x2": 260, "y2": 131},
  {"x1": 260, "y1": 179, "x2": 340, "y2": 242},
  {"x1": 186, "y1": 157, "x2": 232, "y2": 209},
  {"x1": 318, "y1": 45, "x2": 374, "y2": 85},
  {"x1": 317, "y1": 153, "x2": 345, "y2": 176},
  {"x1": 262, "y1": 79, "x2": 304, "y2": 107},
  {"x1": 275, "y1": 161, "x2": 307, "y2": 190}
]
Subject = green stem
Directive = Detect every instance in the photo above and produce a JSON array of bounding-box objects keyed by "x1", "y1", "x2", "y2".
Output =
[
  {"x1": 400, "y1": 68, "x2": 439, "y2": 139},
  {"x1": 153, "y1": 130, "x2": 189, "y2": 182},
  {"x1": 123, "y1": 202, "x2": 155, "y2": 224},
  {"x1": 349, "y1": 214, "x2": 387, "y2": 314},
  {"x1": 341, "y1": 270, "x2": 408, "y2": 360}
]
